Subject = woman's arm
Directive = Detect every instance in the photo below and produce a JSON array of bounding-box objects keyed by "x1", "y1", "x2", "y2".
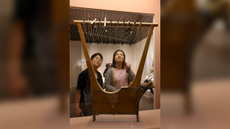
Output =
[
  {"x1": 104, "y1": 68, "x2": 118, "y2": 92},
  {"x1": 124, "y1": 62, "x2": 135, "y2": 83},
  {"x1": 127, "y1": 69, "x2": 135, "y2": 83}
]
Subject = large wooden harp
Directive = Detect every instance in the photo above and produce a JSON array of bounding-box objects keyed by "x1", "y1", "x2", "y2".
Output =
[{"x1": 74, "y1": 20, "x2": 158, "y2": 122}]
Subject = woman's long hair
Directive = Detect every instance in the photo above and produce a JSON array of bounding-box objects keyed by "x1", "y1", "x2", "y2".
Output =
[{"x1": 112, "y1": 49, "x2": 126, "y2": 69}]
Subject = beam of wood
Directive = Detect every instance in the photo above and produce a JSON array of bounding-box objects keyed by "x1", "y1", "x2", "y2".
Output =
[
  {"x1": 139, "y1": 22, "x2": 142, "y2": 31},
  {"x1": 76, "y1": 23, "x2": 102, "y2": 91},
  {"x1": 83, "y1": 18, "x2": 85, "y2": 31},
  {"x1": 89, "y1": 16, "x2": 92, "y2": 32},
  {"x1": 133, "y1": 20, "x2": 136, "y2": 32},
  {"x1": 104, "y1": 17, "x2": 106, "y2": 27},
  {"x1": 129, "y1": 25, "x2": 155, "y2": 88},
  {"x1": 74, "y1": 20, "x2": 158, "y2": 27}
]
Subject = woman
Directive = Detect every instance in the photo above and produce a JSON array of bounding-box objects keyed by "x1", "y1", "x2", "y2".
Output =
[
  {"x1": 105, "y1": 49, "x2": 135, "y2": 92},
  {"x1": 75, "y1": 53, "x2": 103, "y2": 117}
]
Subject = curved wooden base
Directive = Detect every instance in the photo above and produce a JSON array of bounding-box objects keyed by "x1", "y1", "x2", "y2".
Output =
[{"x1": 91, "y1": 86, "x2": 149, "y2": 122}]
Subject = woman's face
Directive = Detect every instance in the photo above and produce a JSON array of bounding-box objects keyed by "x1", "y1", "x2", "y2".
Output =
[
  {"x1": 115, "y1": 51, "x2": 124, "y2": 62},
  {"x1": 92, "y1": 55, "x2": 102, "y2": 68}
]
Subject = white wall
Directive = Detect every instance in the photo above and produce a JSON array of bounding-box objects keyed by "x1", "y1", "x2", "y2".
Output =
[
  {"x1": 134, "y1": 36, "x2": 155, "y2": 83},
  {"x1": 70, "y1": 36, "x2": 155, "y2": 88},
  {"x1": 70, "y1": 41, "x2": 82, "y2": 88}
]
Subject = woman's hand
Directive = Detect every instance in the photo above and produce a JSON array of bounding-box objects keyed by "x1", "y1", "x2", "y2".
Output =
[
  {"x1": 124, "y1": 62, "x2": 131, "y2": 71},
  {"x1": 75, "y1": 107, "x2": 82, "y2": 117}
]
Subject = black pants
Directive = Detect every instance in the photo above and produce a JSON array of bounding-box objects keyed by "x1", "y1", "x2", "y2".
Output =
[{"x1": 78, "y1": 103, "x2": 93, "y2": 117}]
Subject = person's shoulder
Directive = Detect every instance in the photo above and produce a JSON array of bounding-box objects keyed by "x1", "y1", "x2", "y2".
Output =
[
  {"x1": 106, "y1": 68, "x2": 113, "y2": 74},
  {"x1": 79, "y1": 68, "x2": 88, "y2": 76},
  {"x1": 97, "y1": 70, "x2": 102, "y2": 75},
  {"x1": 97, "y1": 71, "x2": 103, "y2": 78}
]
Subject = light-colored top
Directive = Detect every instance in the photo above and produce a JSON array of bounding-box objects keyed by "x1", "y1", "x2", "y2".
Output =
[
  {"x1": 113, "y1": 68, "x2": 128, "y2": 89},
  {"x1": 104, "y1": 67, "x2": 135, "y2": 92}
]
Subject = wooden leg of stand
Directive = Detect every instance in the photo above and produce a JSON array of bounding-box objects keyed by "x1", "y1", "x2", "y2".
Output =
[
  {"x1": 185, "y1": 92, "x2": 192, "y2": 114},
  {"x1": 93, "y1": 114, "x2": 96, "y2": 122},
  {"x1": 136, "y1": 114, "x2": 139, "y2": 122}
]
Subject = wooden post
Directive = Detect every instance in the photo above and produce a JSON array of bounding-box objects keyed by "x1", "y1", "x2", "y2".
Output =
[
  {"x1": 93, "y1": 113, "x2": 96, "y2": 122},
  {"x1": 130, "y1": 25, "x2": 155, "y2": 88}
]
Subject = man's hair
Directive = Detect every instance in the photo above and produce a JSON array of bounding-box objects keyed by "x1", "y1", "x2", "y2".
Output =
[{"x1": 91, "y1": 53, "x2": 103, "y2": 61}]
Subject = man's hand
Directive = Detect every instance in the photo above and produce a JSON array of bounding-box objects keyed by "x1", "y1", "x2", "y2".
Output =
[{"x1": 75, "y1": 107, "x2": 82, "y2": 117}]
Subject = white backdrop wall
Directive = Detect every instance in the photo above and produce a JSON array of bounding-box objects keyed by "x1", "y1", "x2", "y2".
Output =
[{"x1": 70, "y1": 36, "x2": 155, "y2": 88}]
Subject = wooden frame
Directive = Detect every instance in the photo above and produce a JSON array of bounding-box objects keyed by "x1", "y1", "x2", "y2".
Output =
[{"x1": 74, "y1": 20, "x2": 158, "y2": 122}]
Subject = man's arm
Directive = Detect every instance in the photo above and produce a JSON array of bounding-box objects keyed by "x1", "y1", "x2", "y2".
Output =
[{"x1": 75, "y1": 89, "x2": 82, "y2": 116}]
